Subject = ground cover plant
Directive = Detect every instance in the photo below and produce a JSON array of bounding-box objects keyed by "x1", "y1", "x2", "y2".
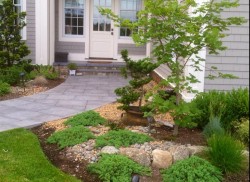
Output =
[
  {"x1": 0, "y1": 128, "x2": 80, "y2": 181},
  {"x1": 161, "y1": 156, "x2": 223, "y2": 182},
  {"x1": 206, "y1": 134, "x2": 247, "y2": 173},
  {"x1": 95, "y1": 129, "x2": 152, "y2": 148},
  {"x1": 65, "y1": 110, "x2": 106, "y2": 127},
  {"x1": 47, "y1": 126, "x2": 95, "y2": 149},
  {"x1": 88, "y1": 154, "x2": 151, "y2": 182}
]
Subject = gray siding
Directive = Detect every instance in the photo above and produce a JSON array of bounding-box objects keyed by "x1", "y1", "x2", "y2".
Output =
[
  {"x1": 204, "y1": 0, "x2": 249, "y2": 91},
  {"x1": 118, "y1": 44, "x2": 146, "y2": 55},
  {"x1": 55, "y1": 0, "x2": 85, "y2": 54},
  {"x1": 25, "y1": 0, "x2": 36, "y2": 62}
]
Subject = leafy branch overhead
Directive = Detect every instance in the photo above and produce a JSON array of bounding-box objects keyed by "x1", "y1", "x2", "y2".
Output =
[{"x1": 101, "y1": 0, "x2": 246, "y2": 135}]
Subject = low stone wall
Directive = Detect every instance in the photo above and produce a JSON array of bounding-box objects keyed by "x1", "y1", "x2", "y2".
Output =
[{"x1": 53, "y1": 65, "x2": 68, "y2": 76}]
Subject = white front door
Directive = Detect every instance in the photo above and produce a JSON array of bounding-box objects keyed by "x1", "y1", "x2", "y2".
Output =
[{"x1": 90, "y1": 0, "x2": 114, "y2": 58}]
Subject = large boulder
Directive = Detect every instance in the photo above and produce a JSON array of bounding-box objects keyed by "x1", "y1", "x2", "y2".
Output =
[
  {"x1": 187, "y1": 145, "x2": 206, "y2": 156},
  {"x1": 101, "y1": 146, "x2": 119, "y2": 154},
  {"x1": 119, "y1": 148, "x2": 151, "y2": 167},
  {"x1": 169, "y1": 145, "x2": 190, "y2": 162},
  {"x1": 152, "y1": 149, "x2": 172, "y2": 169}
]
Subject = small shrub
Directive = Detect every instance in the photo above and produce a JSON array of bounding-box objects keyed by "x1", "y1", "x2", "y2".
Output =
[
  {"x1": 47, "y1": 126, "x2": 95, "y2": 149},
  {"x1": 206, "y1": 134, "x2": 246, "y2": 173},
  {"x1": 224, "y1": 88, "x2": 249, "y2": 129},
  {"x1": 88, "y1": 154, "x2": 151, "y2": 182},
  {"x1": 191, "y1": 88, "x2": 249, "y2": 131},
  {"x1": 33, "y1": 76, "x2": 48, "y2": 86},
  {"x1": 0, "y1": 81, "x2": 10, "y2": 96},
  {"x1": 67, "y1": 63, "x2": 77, "y2": 70},
  {"x1": 29, "y1": 65, "x2": 59, "y2": 80},
  {"x1": 233, "y1": 118, "x2": 249, "y2": 147},
  {"x1": 203, "y1": 116, "x2": 225, "y2": 139},
  {"x1": 161, "y1": 156, "x2": 223, "y2": 182},
  {"x1": 105, "y1": 121, "x2": 125, "y2": 131},
  {"x1": 95, "y1": 129, "x2": 152, "y2": 148},
  {"x1": 191, "y1": 90, "x2": 226, "y2": 128},
  {"x1": 64, "y1": 110, "x2": 106, "y2": 127},
  {"x1": 0, "y1": 66, "x2": 24, "y2": 85}
]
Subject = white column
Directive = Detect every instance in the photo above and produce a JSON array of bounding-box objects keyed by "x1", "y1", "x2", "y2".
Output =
[
  {"x1": 182, "y1": 0, "x2": 208, "y2": 102},
  {"x1": 182, "y1": 47, "x2": 206, "y2": 102},
  {"x1": 85, "y1": 0, "x2": 90, "y2": 59},
  {"x1": 49, "y1": 0, "x2": 55, "y2": 65},
  {"x1": 36, "y1": 0, "x2": 50, "y2": 65},
  {"x1": 146, "y1": 42, "x2": 151, "y2": 58}
]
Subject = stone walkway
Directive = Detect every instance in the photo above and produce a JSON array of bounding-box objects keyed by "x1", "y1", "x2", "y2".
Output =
[{"x1": 0, "y1": 75, "x2": 129, "y2": 132}]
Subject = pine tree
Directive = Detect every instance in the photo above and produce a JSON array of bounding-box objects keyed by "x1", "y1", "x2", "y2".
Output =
[{"x1": 0, "y1": 0, "x2": 30, "y2": 67}]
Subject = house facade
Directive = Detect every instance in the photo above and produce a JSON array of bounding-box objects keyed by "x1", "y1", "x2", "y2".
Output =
[{"x1": 4, "y1": 0, "x2": 250, "y2": 99}]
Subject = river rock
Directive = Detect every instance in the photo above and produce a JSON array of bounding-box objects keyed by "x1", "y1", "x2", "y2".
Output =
[{"x1": 101, "y1": 146, "x2": 119, "y2": 154}]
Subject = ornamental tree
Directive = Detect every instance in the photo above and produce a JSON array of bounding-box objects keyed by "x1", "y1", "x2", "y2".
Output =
[
  {"x1": 115, "y1": 49, "x2": 157, "y2": 111},
  {"x1": 100, "y1": 0, "x2": 246, "y2": 135},
  {"x1": 0, "y1": 0, "x2": 30, "y2": 67}
]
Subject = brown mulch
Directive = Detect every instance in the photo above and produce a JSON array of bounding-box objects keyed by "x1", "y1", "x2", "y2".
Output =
[{"x1": 0, "y1": 78, "x2": 65, "y2": 101}]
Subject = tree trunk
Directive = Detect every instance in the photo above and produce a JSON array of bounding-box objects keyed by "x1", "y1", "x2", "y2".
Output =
[
  {"x1": 173, "y1": 124, "x2": 179, "y2": 136},
  {"x1": 173, "y1": 91, "x2": 182, "y2": 136},
  {"x1": 138, "y1": 87, "x2": 143, "y2": 108}
]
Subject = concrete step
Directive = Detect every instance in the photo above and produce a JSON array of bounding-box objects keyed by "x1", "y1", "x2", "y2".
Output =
[{"x1": 54, "y1": 61, "x2": 127, "y2": 76}]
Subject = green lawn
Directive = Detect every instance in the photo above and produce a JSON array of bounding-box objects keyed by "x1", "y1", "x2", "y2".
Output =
[{"x1": 0, "y1": 128, "x2": 80, "y2": 182}]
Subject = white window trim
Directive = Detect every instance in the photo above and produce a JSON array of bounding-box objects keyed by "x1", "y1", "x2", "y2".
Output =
[{"x1": 58, "y1": 0, "x2": 85, "y2": 42}]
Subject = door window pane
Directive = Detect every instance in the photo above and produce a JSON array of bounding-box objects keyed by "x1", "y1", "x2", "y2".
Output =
[{"x1": 93, "y1": 0, "x2": 112, "y2": 31}]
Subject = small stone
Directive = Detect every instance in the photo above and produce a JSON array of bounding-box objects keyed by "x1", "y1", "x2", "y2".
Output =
[
  {"x1": 85, "y1": 146, "x2": 94, "y2": 151},
  {"x1": 101, "y1": 146, "x2": 119, "y2": 154}
]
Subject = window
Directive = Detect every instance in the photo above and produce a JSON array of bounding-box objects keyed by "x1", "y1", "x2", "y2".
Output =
[
  {"x1": 120, "y1": 0, "x2": 142, "y2": 37},
  {"x1": 64, "y1": 0, "x2": 84, "y2": 36},
  {"x1": 13, "y1": 0, "x2": 26, "y2": 40}
]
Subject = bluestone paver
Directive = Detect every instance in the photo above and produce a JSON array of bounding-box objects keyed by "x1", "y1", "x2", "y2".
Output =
[{"x1": 0, "y1": 75, "x2": 129, "y2": 132}]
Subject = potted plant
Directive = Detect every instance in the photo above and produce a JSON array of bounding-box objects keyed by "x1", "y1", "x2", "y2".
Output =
[
  {"x1": 115, "y1": 50, "x2": 157, "y2": 125},
  {"x1": 67, "y1": 63, "x2": 77, "y2": 76}
]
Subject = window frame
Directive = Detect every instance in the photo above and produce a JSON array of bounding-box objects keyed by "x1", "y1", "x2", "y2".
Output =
[{"x1": 59, "y1": 0, "x2": 85, "y2": 42}]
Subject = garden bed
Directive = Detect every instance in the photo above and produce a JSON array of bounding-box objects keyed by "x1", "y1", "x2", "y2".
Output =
[
  {"x1": 0, "y1": 78, "x2": 65, "y2": 101},
  {"x1": 30, "y1": 106, "x2": 249, "y2": 182}
]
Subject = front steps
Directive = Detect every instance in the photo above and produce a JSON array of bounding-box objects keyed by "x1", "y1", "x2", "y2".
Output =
[{"x1": 53, "y1": 61, "x2": 126, "y2": 76}]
